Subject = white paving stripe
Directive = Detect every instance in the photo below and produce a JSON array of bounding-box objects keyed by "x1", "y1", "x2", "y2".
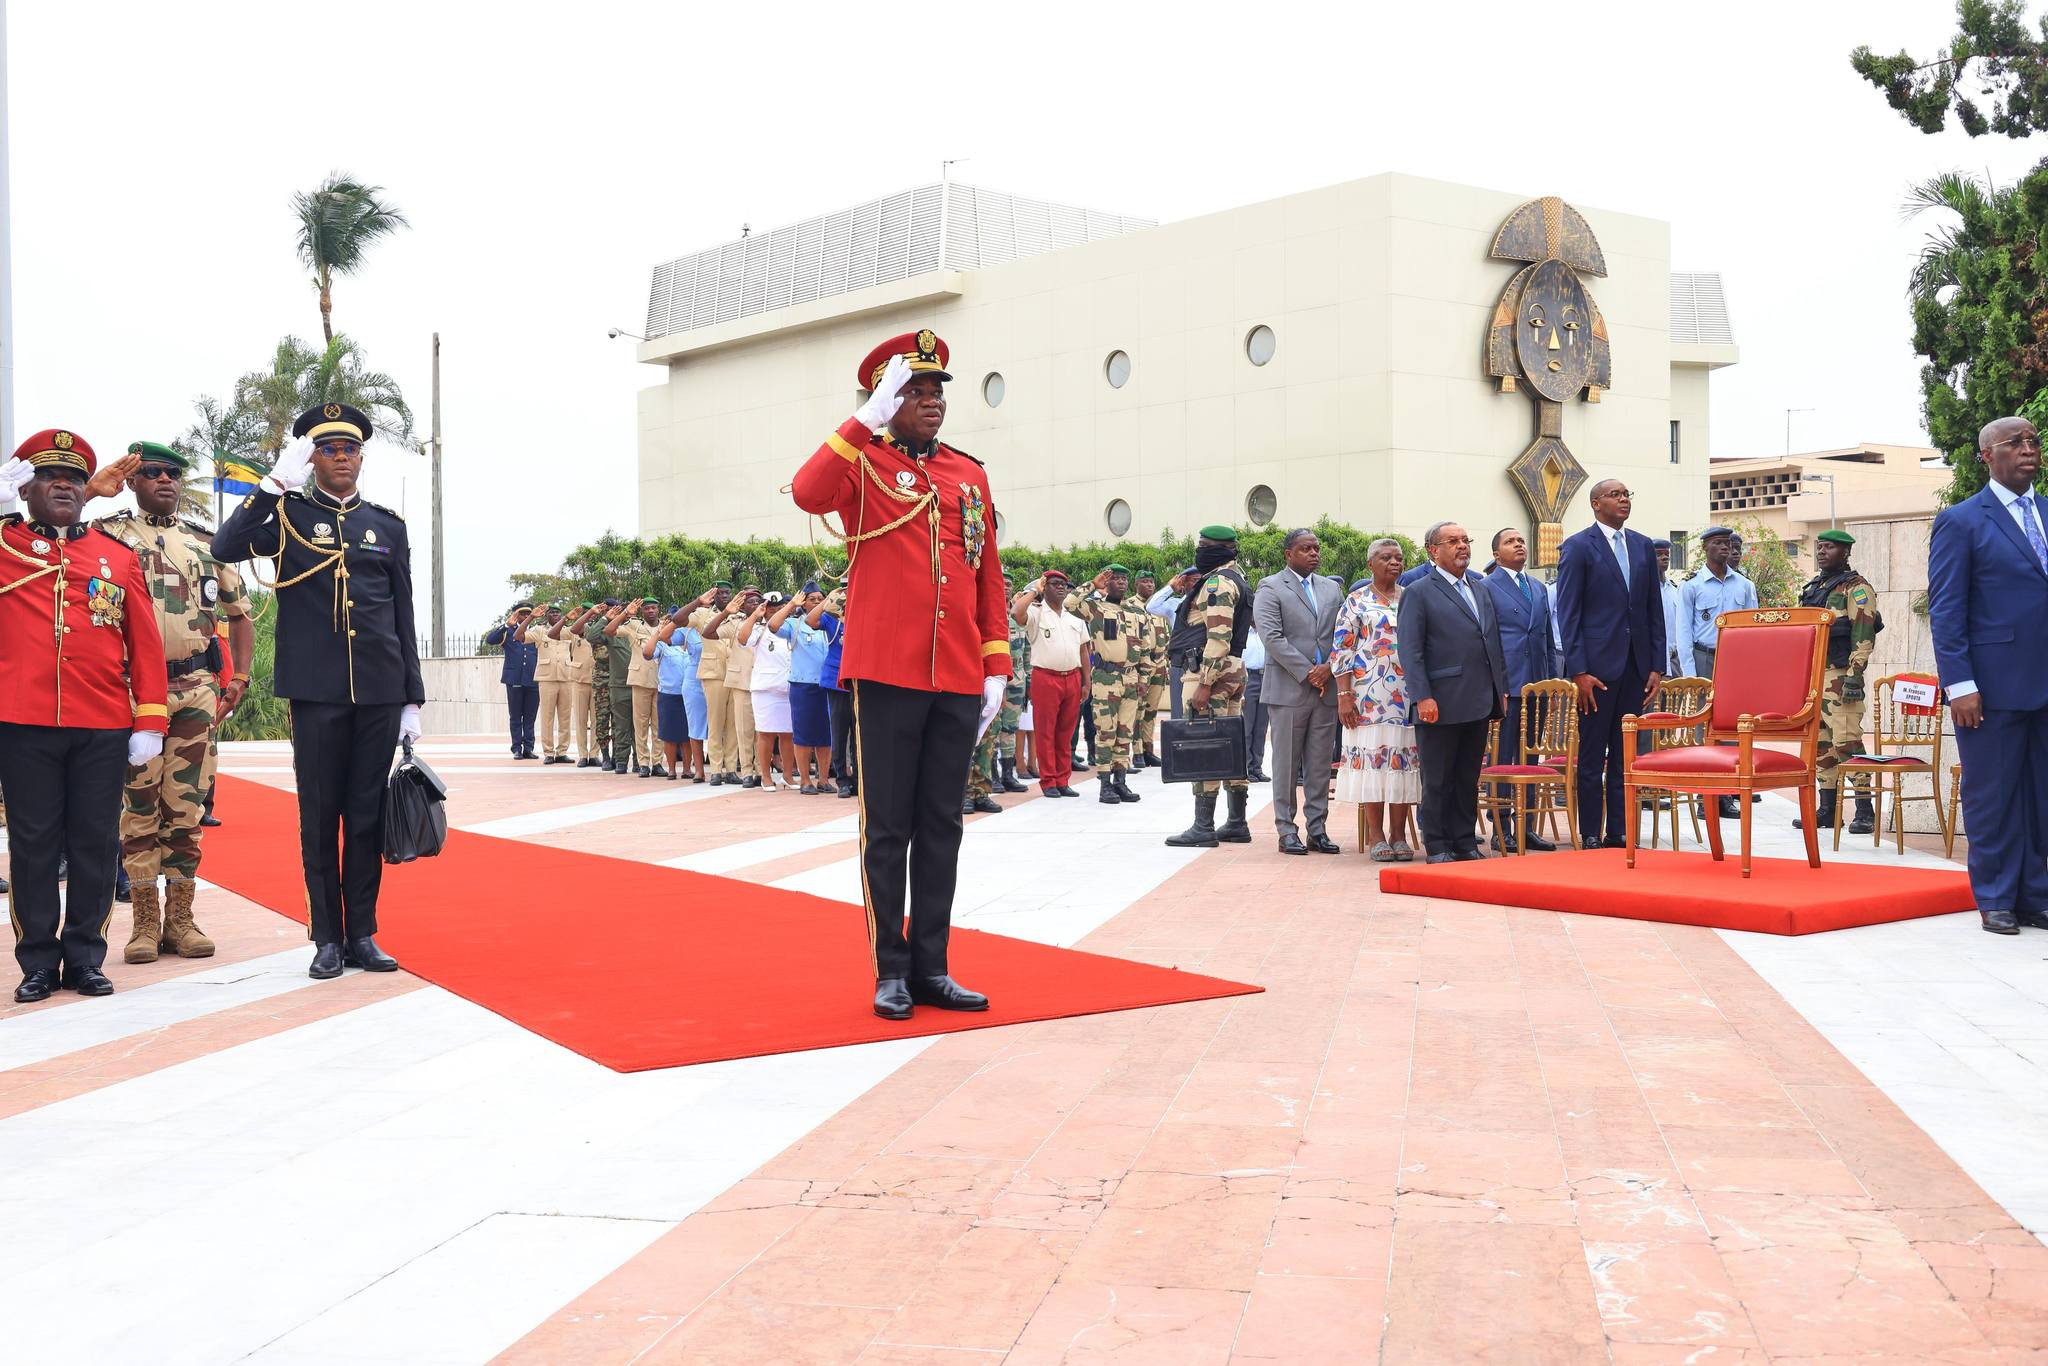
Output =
[{"x1": 457, "y1": 777, "x2": 744, "y2": 838}]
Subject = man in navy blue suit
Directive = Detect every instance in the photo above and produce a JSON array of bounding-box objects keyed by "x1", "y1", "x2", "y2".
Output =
[
  {"x1": 1553, "y1": 479, "x2": 1666, "y2": 848},
  {"x1": 1483, "y1": 527, "x2": 1560, "y2": 851},
  {"x1": 1929, "y1": 415, "x2": 2048, "y2": 935}
]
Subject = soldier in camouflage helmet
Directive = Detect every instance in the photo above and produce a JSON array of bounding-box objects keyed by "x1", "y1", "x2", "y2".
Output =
[
  {"x1": 97, "y1": 442, "x2": 253, "y2": 963},
  {"x1": 1793, "y1": 528, "x2": 1883, "y2": 835},
  {"x1": 1069, "y1": 564, "x2": 1146, "y2": 804},
  {"x1": 1166, "y1": 526, "x2": 1256, "y2": 846}
]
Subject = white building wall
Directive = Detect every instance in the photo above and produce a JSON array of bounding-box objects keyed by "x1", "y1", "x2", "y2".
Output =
[{"x1": 637, "y1": 173, "x2": 1717, "y2": 558}]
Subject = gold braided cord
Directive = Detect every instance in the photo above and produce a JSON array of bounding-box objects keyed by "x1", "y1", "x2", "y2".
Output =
[
  {"x1": 0, "y1": 530, "x2": 60, "y2": 597},
  {"x1": 792, "y1": 448, "x2": 939, "y2": 587}
]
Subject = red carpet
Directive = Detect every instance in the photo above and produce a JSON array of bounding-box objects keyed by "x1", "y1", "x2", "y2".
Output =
[
  {"x1": 201, "y1": 776, "x2": 1259, "y2": 1072},
  {"x1": 1379, "y1": 847, "x2": 1974, "y2": 934}
]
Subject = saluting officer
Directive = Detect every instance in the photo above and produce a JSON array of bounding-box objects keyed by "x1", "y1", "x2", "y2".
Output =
[
  {"x1": 213, "y1": 403, "x2": 423, "y2": 981},
  {"x1": 96, "y1": 441, "x2": 254, "y2": 964},
  {"x1": 792, "y1": 330, "x2": 1010, "y2": 1021},
  {"x1": 0, "y1": 430, "x2": 169, "y2": 1002},
  {"x1": 1069, "y1": 564, "x2": 1145, "y2": 804}
]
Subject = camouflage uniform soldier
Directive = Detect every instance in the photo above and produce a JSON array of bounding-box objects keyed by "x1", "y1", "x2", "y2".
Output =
[
  {"x1": 965, "y1": 578, "x2": 1033, "y2": 812},
  {"x1": 98, "y1": 442, "x2": 253, "y2": 962},
  {"x1": 1166, "y1": 526, "x2": 1256, "y2": 846},
  {"x1": 579, "y1": 602, "x2": 615, "y2": 765},
  {"x1": 1069, "y1": 564, "x2": 1145, "y2": 804},
  {"x1": 1132, "y1": 570, "x2": 1169, "y2": 767},
  {"x1": 1794, "y1": 528, "x2": 1882, "y2": 835}
]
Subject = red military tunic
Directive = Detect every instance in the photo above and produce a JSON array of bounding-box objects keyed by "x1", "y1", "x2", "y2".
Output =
[
  {"x1": 793, "y1": 417, "x2": 1011, "y2": 696},
  {"x1": 0, "y1": 516, "x2": 169, "y2": 732}
]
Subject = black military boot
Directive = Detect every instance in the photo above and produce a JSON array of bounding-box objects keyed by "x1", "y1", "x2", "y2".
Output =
[
  {"x1": 1215, "y1": 788, "x2": 1253, "y2": 843},
  {"x1": 1792, "y1": 787, "x2": 1837, "y2": 832},
  {"x1": 999, "y1": 757, "x2": 1028, "y2": 793},
  {"x1": 1165, "y1": 792, "x2": 1219, "y2": 847},
  {"x1": 967, "y1": 792, "x2": 1001, "y2": 814},
  {"x1": 1848, "y1": 796, "x2": 1876, "y2": 836},
  {"x1": 1111, "y1": 769, "x2": 1141, "y2": 803},
  {"x1": 1099, "y1": 776, "x2": 1122, "y2": 804}
]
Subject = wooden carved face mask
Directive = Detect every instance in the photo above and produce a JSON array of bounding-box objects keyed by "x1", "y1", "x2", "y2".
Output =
[{"x1": 1515, "y1": 260, "x2": 1595, "y2": 402}]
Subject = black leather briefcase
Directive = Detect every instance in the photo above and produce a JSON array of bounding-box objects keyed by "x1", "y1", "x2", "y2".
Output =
[{"x1": 1159, "y1": 714, "x2": 1248, "y2": 785}]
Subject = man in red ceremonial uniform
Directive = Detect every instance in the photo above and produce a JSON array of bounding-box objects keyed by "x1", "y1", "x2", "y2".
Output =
[
  {"x1": 0, "y1": 430, "x2": 168, "y2": 1002},
  {"x1": 792, "y1": 330, "x2": 1011, "y2": 1020}
]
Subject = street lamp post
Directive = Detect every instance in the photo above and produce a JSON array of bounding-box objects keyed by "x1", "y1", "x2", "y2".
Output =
[
  {"x1": 1800, "y1": 472, "x2": 1837, "y2": 529},
  {"x1": 1784, "y1": 407, "x2": 1813, "y2": 457}
]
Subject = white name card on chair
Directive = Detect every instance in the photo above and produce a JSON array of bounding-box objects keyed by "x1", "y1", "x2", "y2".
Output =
[{"x1": 1893, "y1": 678, "x2": 1939, "y2": 711}]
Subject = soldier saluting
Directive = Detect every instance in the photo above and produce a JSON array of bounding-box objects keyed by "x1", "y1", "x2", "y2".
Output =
[
  {"x1": 213, "y1": 403, "x2": 423, "y2": 980},
  {"x1": 1792, "y1": 528, "x2": 1881, "y2": 836},
  {"x1": 95, "y1": 441, "x2": 254, "y2": 965}
]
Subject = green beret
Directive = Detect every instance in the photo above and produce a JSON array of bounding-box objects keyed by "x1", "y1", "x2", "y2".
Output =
[
  {"x1": 1104, "y1": 562, "x2": 1131, "y2": 575},
  {"x1": 580, "y1": 601, "x2": 594, "y2": 610},
  {"x1": 713, "y1": 579, "x2": 733, "y2": 589},
  {"x1": 127, "y1": 440, "x2": 187, "y2": 471},
  {"x1": 1134, "y1": 568, "x2": 1155, "y2": 578},
  {"x1": 641, "y1": 596, "x2": 660, "y2": 606},
  {"x1": 1816, "y1": 529, "x2": 1855, "y2": 546},
  {"x1": 1198, "y1": 523, "x2": 1236, "y2": 541}
]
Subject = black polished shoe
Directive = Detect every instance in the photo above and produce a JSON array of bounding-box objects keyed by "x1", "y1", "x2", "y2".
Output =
[
  {"x1": 911, "y1": 975, "x2": 988, "y2": 1011},
  {"x1": 1056, "y1": 785, "x2": 1081, "y2": 798},
  {"x1": 199, "y1": 815, "x2": 222, "y2": 828},
  {"x1": 1982, "y1": 909, "x2": 2021, "y2": 935},
  {"x1": 62, "y1": 965, "x2": 114, "y2": 996},
  {"x1": 1307, "y1": 833, "x2": 1340, "y2": 854},
  {"x1": 1426, "y1": 852, "x2": 1457, "y2": 864},
  {"x1": 345, "y1": 937, "x2": 399, "y2": 972},
  {"x1": 1717, "y1": 796, "x2": 1741, "y2": 819},
  {"x1": 873, "y1": 978, "x2": 913, "y2": 1020},
  {"x1": 2018, "y1": 910, "x2": 2048, "y2": 930},
  {"x1": 1453, "y1": 849, "x2": 1486, "y2": 861},
  {"x1": 0, "y1": 874, "x2": 9, "y2": 893},
  {"x1": 837, "y1": 782, "x2": 856, "y2": 798},
  {"x1": 1522, "y1": 832, "x2": 1557, "y2": 852},
  {"x1": 1278, "y1": 833, "x2": 1309, "y2": 855},
  {"x1": 308, "y1": 943, "x2": 346, "y2": 978},
  {"x1": 741, "y1": 776, "x2": 761, "y2": 789},
  {"x1": 1071, "y1": 755, "x2": 1091, "y2": 772},
  {"x1": 970, "y1": 794, "x2": 1001, "y2": 814},
  {"x1": 1579, "y1": 837, "x2": 1606, "y2": 850},
  {"x1": 13, "y1": 968, "x2": 57, "y2": 1003},
  {"x1": 1246, "y1": 767, "x2": 1270, "y2": 783}
]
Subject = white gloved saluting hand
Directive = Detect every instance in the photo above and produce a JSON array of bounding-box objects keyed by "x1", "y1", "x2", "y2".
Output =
[
  {"x1": 262, "y1": 434, "x2": 316, "y2": 495},
  {"x1": 399, "y1": 704, "x2": 423, "y2": 744},
  {"x1": 128, "y1": 731, "x2": 164, "y2": 767},
  {"x1": 975, "y1": 676, "x2": 1005, "y2": 741},
  {"x1": 853, "y1": 353, "x2": 914, "y2": 434},
  {"x1": 0, "y1": 457, "x2": 35, "y2": 505}
]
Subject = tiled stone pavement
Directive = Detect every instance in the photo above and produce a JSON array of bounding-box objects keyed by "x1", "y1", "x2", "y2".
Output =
[{"x1": 507, "y1": 844, "x2": 2048, "y2": 1362}]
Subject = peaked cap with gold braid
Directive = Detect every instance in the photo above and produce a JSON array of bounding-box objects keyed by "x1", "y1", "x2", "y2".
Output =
[{"x1": 854, "y1": 329, "x2": 952, "y2": 390}]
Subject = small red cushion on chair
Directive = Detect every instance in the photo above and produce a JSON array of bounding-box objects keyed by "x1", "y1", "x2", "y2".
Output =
[
  {"x1": 1633, "y1": 746, "x2": 1809, "y2": 775},
  {"x1": 1482, "y1": 765, "x2": 1562, "y2": 777}
]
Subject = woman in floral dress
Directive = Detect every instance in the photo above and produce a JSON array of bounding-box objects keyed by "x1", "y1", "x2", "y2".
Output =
[{"x1": 1333, "y1": 538, "x2": 1420, "y2": 860}]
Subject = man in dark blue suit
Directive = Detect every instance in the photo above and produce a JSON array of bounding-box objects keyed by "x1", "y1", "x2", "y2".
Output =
[
  {"x1": 483, "y1": 603, "x2": 541, "y2": 760},
  {"x1": 1929, "y1": 415, "x2": 2048, "y2": 935},
  {"x1": 1553, "y1": 479, "x2": 1666, "y2": 848},
  {"x1": 1484, "y1": 527, "x2": 1560, "y2": 851}
]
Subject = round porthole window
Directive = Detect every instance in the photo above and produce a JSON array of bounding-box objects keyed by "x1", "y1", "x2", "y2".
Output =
[
  {"x1": 1245, "y1": 484, "x2": 1277, "y2": 527},
  {"x1": 1246, "y1": 325, "x2": 1276, "y2": 366},
  {"x1": 1105, "y1": 498, "x2": 1133, "y2": 537},
  {"x1": 1104, "y1": 350, "x2": 1132, "y2": 389},
  {"x1": 982, "y1": 372, "x2": 1005, "y2": 407},
  {"x1": 994, "y1": 509, "x2": 1008, "y2": 545}
]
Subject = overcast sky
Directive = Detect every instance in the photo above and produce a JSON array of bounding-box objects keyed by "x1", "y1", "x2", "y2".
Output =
[{"x1": 8, "y1": 0, "x2": 2040, "y2": 632}]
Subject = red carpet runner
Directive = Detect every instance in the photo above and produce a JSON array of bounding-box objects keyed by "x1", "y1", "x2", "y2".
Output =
[
  {"x1": 1379, "y1": 846, "x2": 1974, "y2": 934},
  {"x1": 202, "y1": 776, "x2": 1260, "y2": 1072}
]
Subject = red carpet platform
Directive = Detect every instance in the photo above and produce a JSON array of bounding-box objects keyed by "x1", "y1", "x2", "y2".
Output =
[
  {"x1": 202, "y1": 776, "x2": 1260, "y2": 1072},
  {"x1": 1378, "y1": 846, "x2": 1974, "y2": 934}
]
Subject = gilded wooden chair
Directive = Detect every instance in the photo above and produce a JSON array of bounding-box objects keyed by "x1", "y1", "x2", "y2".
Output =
[
  {"x1": 1479, "y1": 679, "x2": 1582, "y2": 855},
  {"x1": 1838, "y1": 675, "x2": 1949, "y2": 854},
  {"x1": 1637, "y1": 675, "x2": 1712, "y2": 850},
  {"x1": 1623, "y1": 607, "x2": 1833, "y2": 877},
  {"x1": 1946, "y1": 762, "x2": 1964, "y2": 860}
]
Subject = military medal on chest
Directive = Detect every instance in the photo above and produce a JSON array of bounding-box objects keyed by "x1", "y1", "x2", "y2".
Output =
[
  {"x1": 958, "y1": 483, "x2": 987, "y2": 570},
  {"x1": 1485, "y1": 196, "x2": 1612, "y2": 566}
]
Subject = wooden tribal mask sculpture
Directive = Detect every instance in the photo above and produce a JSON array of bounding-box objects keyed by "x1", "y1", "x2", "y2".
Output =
[{"x1": 1485, "y1": 196, "x2": 1612, "y2": 565}]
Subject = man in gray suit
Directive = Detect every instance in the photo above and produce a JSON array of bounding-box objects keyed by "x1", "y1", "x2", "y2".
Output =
[
  {"x1": 1252, "y1": 529, "x2": 1344, "y2": 855},
  {"x1": 1397, "y1": 521, "x2": 1511, "y2": 863}
]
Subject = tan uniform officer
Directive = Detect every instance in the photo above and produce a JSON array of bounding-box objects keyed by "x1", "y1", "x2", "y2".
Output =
[{"x1": 690, "y1": 581, "x2": 735, "y2": 781}]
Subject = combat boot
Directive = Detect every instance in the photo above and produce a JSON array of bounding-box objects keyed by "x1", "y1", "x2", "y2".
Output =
[
  {"x1": 1792, "y1": 788, "x2": 1837, "y2": 832},
  {"x1": 1165, "y1": 792, "x2": 1220, "y2": 847},
  {"x1": 159, "y1": 879, "x2": 215, "y2": 958},
  {"x1": 1099, "y1": 775, "x2": 1122, "y2": 804},
  {"x1": 122, "y1": 881, "x2": 162, "y2": 965},
  {"x1": 1215, "y1": 788, "x2": 1253, "y2": 843},
  {"x1": 1111, "y1": 770, "x2": 1141, "y2": 803},
  {"x1": 1849, "y1": 796, "x2": 1876, "y2": 836},
  {"x1": 999, "y1": 757, "x2": 1028, "y2": 793}
]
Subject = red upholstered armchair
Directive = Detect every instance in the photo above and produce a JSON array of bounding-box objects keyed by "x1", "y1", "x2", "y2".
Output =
[{"x1": 1621, "y1": 606, "x2": 1834, "y2": 877}]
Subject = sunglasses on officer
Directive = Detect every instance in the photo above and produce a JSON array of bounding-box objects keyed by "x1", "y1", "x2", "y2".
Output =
[
  {"x1": 314, "y1": 439, "x2": 361, "y2": 459},
  {"x1": 135, "y1": 464, "x2": 181, "y2": 481}
]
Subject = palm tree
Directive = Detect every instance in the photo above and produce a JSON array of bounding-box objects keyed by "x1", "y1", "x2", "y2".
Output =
[
  {"x1": 231, "y1": 334, "x2": 417, "y2": 455},
  {"x1": 174, "y1": 394, "x2": 267, "y2": 525},
  {"x1": 292, "y1": 173, "x2": 409, "y2": 343}
]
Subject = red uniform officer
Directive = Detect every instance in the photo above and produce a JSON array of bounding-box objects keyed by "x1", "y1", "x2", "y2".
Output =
[
  {"x1": 0, "y1": 429, "x2": 168, "y2": 1002},
  {"x1": 793, "y1": 329, "x2": 1010, "y2": 1020}
]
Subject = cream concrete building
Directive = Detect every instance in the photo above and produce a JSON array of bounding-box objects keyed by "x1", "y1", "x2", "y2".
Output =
[
  {"x1": 1707, "y1": 443, "x2": 1949, "y2": 567},
  {"x1": 634, "y1": 174, "x2": 1737, "y2": 559}
]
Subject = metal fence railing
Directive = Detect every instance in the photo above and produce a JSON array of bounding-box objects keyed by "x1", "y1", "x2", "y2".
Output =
[{"x1": 421, "y1": 634, "x2": 499, "y2": 659}]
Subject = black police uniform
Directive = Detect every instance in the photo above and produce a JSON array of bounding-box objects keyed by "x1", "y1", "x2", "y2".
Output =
[{"x1": 213, "y1": 420, "x2": 423, "y2": 950}]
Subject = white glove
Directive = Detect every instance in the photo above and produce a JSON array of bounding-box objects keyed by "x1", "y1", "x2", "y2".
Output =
[
  {"x1": 0, "y1": 457, "x2": 34, "y2": 504},
  {"x1": 853, "y1": 353, "x2": 914, "y2": 434},
  {"x1": 127, "y1": 731, "x2": 164, "y2": 766},
  {"x1": 262, "y1": 434, "x2": 315, "y2": 495},
  {"x1": 975, "y1": 676, "x2": 1005, "y2": 740},
  {"x1": 399, "y1": 704, "x2": 423, "y2": 744}
]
